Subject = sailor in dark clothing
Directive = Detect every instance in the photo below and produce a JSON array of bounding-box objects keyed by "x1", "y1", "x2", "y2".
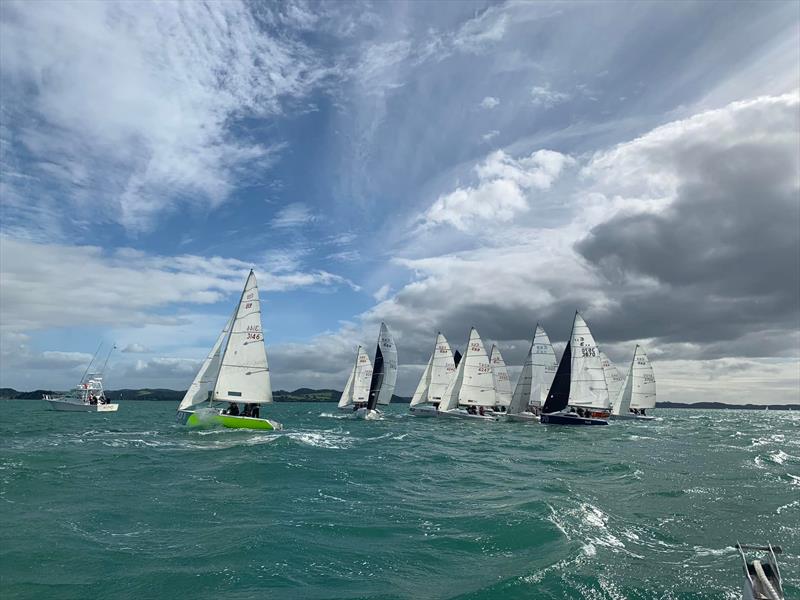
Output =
[
  {"x1": 251, "y1": 404, "x2": 260, "y2": 419},
  {"x1": 227, "y1": 402, "x2": 240, "y2": 416}
]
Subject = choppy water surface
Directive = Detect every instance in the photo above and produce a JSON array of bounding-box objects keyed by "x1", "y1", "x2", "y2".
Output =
[{"x1": 0, "y1": 401, "x2": 798, "y2": 599}]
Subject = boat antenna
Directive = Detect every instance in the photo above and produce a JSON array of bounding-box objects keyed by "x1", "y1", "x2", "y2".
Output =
[
  {"x1": 100, "y1": 345, "x2": 117, "y2": 375},
  {"x1": 80, "y1": 342, "x2": 103, "y2": 383}
]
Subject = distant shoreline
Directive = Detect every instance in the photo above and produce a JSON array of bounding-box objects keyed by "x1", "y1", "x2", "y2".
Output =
[{"x1": 1, "y1": 388, "x2": 797, "y2": 410}]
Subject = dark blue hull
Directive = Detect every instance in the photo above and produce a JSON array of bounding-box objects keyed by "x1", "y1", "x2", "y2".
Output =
[{"x1": 540, "y1": 413, "x2": 608, "y2": 426}]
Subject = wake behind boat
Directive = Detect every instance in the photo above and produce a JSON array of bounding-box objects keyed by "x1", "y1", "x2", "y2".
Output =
[
  {"x1": 175, "y1": 270, "x2": 281, "y2": 431},
  {"x1": 44, "y1": 344, "x2": 118, "y2": 412},
  {"x1": 540, "y1": 312, "x2": 609, "y2": 426}
]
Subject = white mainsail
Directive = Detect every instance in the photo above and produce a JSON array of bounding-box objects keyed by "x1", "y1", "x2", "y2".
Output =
[
  {"x1": 569, "y1": 312, "x2": 609, "y2": 409},
  {"x1": 508, "y1": 324, "x2": 557, "y2": 414},
  {"x1": 214, "y1": 270, "x2": 272, "y2": 405},
  {"x1": 612, "y1": 368, "x2": 633, "y2": 416},
  {"x1": 178, "y1": 314, "x2": 234, "y2": 411},
  {"x1": 353, "y1": 346, "x2": 373, "y2": 405},
  {"x1": 413, "y1": 332, "x2": 457, "y2": 407},
  {"x1": 410, "y1": 352, "x2": 433, "y2": 407},
  {"x1": 629, "y1": 345, "x2": 656, "y2": 410},
  {"x1": 429, "y1": 333, "x2": 455, "y2": 404},
  {"x1": 374, "y1": 323, "x2": 398, "y2": 406},
  {"x1": 600, "y1": 352, "x2": 625, "y2": 406},
  {"x1": 489, "y1": 344, "x2": 512, "y2": 407},
  {"x1": 458, "y1": 328, "x2": 497, "y2": 407}
]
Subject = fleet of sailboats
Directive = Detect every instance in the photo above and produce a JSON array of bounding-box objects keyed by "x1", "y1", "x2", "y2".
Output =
[{"x1": 48, "y1": 263, "x2": 658, "y2": 430}]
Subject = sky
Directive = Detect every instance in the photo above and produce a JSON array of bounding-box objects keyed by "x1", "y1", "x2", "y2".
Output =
[{"x1": 1, "y1": 0, "x2": 798, "y2": 404}]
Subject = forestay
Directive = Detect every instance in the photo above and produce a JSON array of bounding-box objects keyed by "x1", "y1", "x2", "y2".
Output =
[
  {"x1": 179, "y1": 315, "x2": 233, "y2": 411},
  {"x1": 214, "y1": 270, "x2": 273, "y2": 405},
  {"x1": 458, "y1": 328, "x2": 497, "y2": 407},
  {"x1": 489, "y1": 344, "x2": 512, "y2": 407},
  {"x1": 569, "y1": 313, "x2": 610, "y2": 409}
]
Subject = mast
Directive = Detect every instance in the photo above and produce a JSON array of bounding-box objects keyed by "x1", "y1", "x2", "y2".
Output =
[
  {"x1": 210, "y1": 270, "x2": 251, "y2": 406},
  {"x1": 80, "y1": 342, "x2": 103, "y2": 383}
]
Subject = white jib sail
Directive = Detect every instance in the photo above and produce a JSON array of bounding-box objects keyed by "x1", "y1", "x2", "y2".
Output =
[
  {"x1": 410, "y1": 352, "x2": 433, "y2": 407},
  {"x1": 214, "y1": 270, "x2": 272, "y2": 405},
  {"x1": 508, "y1": 325, "x2": 557, "y2": 414},
  {"x1": 600, "y1": 352, "x2": 625, "y2": 406},
  {"x1": 178, "y1": 314, "x2": 234, "y2": 411},
  {"x1": 353, "y1": 346, "x2": 373, "y2": 404},
  {"x1": 438, "y1": 351, "x2": 465, "y2": 412},
  {"x1": 612, "y1": 368, "x2": 633, "y2": 415},
  {"x1": 375, "y1": 322, "x2": 398, "y2": 406},
  {"x1": 629, "y1": 345, "x2": 656, "y2": 409},
  {"x1": 490, "y1": 344, "x2": 512, "y2": 407},
  {"x1": 458, "y1": 328, "x2": 497, "y2": 407},
  {"x1": 428, "y1": 332, "x2": 455, "y2": 404},
  {"x1": 569, "y1": 312, "x2": 610, "y2": 409},
  {"x1": 338, "y1": 353, "x2": 358, "y2": 408}
]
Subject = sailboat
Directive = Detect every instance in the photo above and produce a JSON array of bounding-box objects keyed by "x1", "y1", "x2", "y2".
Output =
[
  {"x1": 409, "y1": 333, "x2": 457, "y2": 417},
  {"x1": 610, "y1": 345, "x2": 656, "y2": 420},
  {"x1": 437, "y1": 327, "x2": 499, "y2": 421},
  {"x1": 175, "y1": 270, "x2": 281, "y2": 430},
  {"x1": 600, "y1": 352, "x2": 625, "y2": 409},
  {"x1": 357, "y1": 322, "x2": 398, "y2": 419},
  {"x1": 44, "y1": 344, "x2": 119, "y2": 412},
  {"x1": 489, "y1": 344, "x2": 512, "y2": 412},
  {"x1": 505, "y1": 324, "x2": 557, "y2": 422},
  {"x1": 337, "y1": 346, "x2": 373, "y2": 413},
  {"x1": 736, "y1": 543, "x2": 784, "y2": 600},
  {"x1": 540, "y1": 312, "x2": 610, "y2": 426}
]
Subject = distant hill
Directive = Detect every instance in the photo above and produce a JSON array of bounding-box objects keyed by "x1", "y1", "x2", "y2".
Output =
[
  {"x1": 0, "y1": 387, "x2": 413, "y2": 403},
  {"x1": 1, "y1": 388, "x2": 793, "y2": 409}
]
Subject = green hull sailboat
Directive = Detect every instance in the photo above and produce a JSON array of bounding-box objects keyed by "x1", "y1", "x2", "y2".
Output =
[{"x1": 176, "y1": 270, "x2": 281, "y2": 431}]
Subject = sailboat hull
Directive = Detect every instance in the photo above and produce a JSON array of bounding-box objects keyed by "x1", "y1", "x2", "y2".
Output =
[
  {"x1": 177, "y1": 409, "x2": 281, "y2": 430},
  {"x1": 504, "y1": 412, "x2": 539, "y2": 423},
  {"x1": 610, "y1": 413, "x2": 655, "y2": 421},
  {"x1": 409, "y1": 405, "x2": 438, "y2": 417},
  {"x1": 47, "y1": 399, "x2": 119, "y2": 412},
  {"x1": 437, "y1": 409, "x2": 499, "y2": 422},
  {"x1": 353, "y1": 408, "x2": 382, "y2": 420},
  {"x1": 540, "y1": 412, "x2": 608, "y2": 426}
]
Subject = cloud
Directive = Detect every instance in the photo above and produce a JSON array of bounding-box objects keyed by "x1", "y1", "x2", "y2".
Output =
[
  {"x1": 270, "y1": 202, "x2": 317, "y2": 228},
  {"x1": 422, "y1": 149, "x2": 575, "y2": 230},
  {"x1": 373, "y1": 284, "x2": 391, "y2": 302},
  {"x1": 531, "y1": 84, "x2": 570, "y2": 108},
  {"x1": 121, "y1": 344, "x2": 151, "y2": 354},
  {"x1": 0, "y1": 237, "x2": 355, "y2": 334},
  {"x1": 480, "y1": 96, "x2": 500, "y2": 109},
  {"x1": 0, "y1": 1, "x2": 329, "y2": 233},
  {"x1": 482, "y1": 130, "x2": 500, "y2": 142}
]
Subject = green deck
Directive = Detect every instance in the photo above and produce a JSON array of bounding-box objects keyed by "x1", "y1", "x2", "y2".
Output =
[{"x1": 184, "y1": 411, "x2": 279, "y2": 430}]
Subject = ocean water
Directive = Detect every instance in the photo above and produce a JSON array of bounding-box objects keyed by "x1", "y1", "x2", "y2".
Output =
[{"x1": 0, "y1": 401, "x2": 797, "y2": 600}]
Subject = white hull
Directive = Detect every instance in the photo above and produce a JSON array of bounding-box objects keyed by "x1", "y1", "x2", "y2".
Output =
[
  {"x1": 409, "y1": 405, "x2": 438, "y2": 417},
  {"x1": 504, "y1": 412, "x2": 539, "y2": 423},
  {"x1": 437, "y1": 409, "x2": 499, "y2": 422},
  {"x1": 610, "y1": 413, "x2": 655, "y2": 421},
  {"x1": 47, "y1": 399, "x2": 118, "y2": 412}
]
